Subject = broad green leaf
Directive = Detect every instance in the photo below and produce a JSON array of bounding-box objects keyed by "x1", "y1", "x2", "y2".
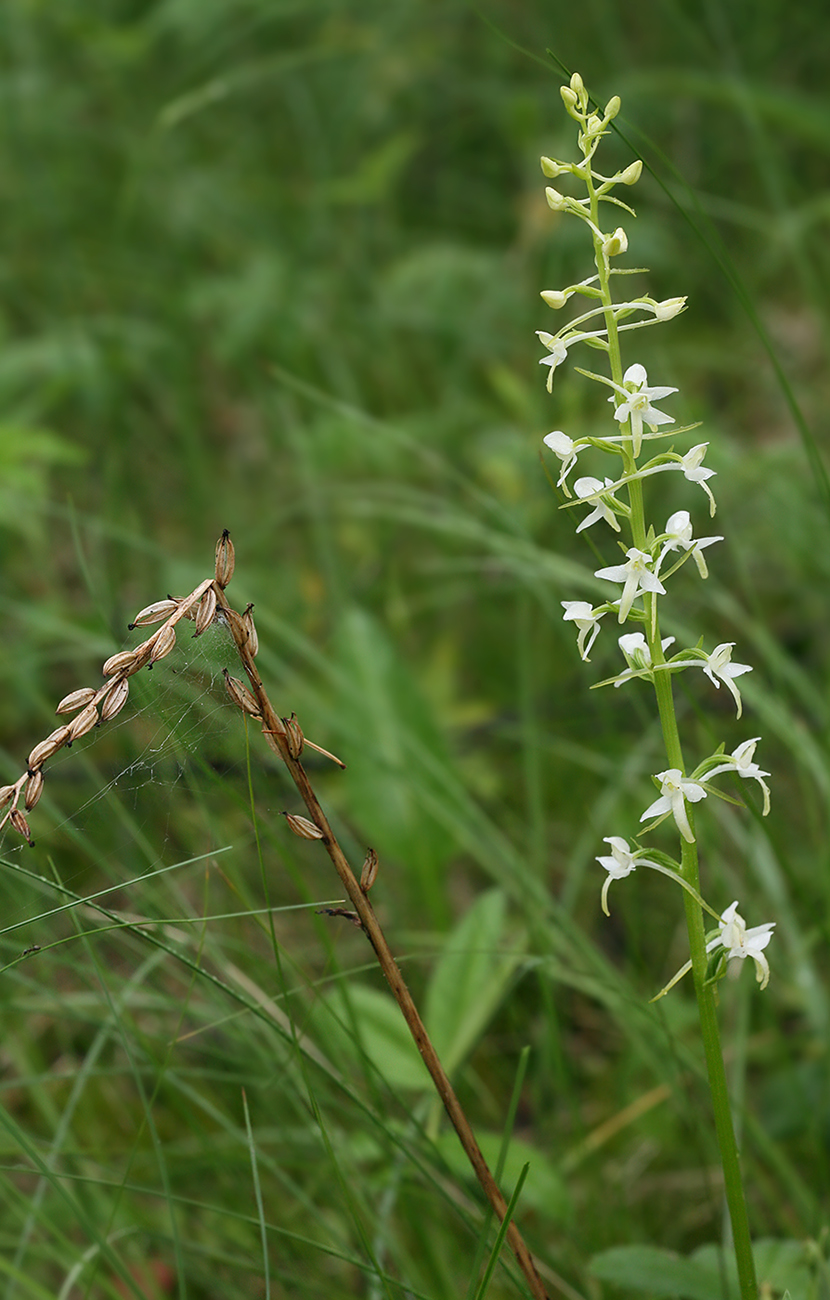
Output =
[{"x1": 424, "y1": 888, "x2": 521, "y2": 1077}]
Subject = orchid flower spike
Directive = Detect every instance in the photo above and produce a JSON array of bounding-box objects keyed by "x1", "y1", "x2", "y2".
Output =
[
  {"x1": 640, "y1": 768, "x2": 707, "y2": 843},
  {"x1": 707, "y1": 901, "x2": 775, "y2": 990},
  {"x1": 594, "y1": 547, "x2": 666, "y2": 622},
  {"x1": 704, "y1": 738, "x2": 771, "y2": 815},
  {"x1": 561, "y1": 601, "x2": 607, "y2": 661},
  {"x1": 610, "y1": 363, "x2": 677, "y2": 456},
  {"x1": 596, "y1": 837, "x2": 661, "y2": 916}
]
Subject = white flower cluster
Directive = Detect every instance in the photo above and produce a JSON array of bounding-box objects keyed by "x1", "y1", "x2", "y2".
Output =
[{"x1": 538, "y1": 72, "x2": 774, "y2": 991}]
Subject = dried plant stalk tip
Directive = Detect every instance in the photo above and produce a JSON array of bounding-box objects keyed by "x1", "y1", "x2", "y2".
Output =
[
  {"x1": 215, "y1": 530, "x2": 236, "y2": 589},
  {"x1": 56, "y1": 687, "x2": 97, "y2": 716},
  {"x1": 101, "y1": 676, "x2": 130, "y2": 721},
  {"x1": 360, "y1": 848, "x2": 379, "y2": 892},
  {"x1": 223, "y1": 669, "x2": 262, "y2": 718},
  {"x1": 194, "y1": 585, "x2": 218, "y2": 637},
  {"x1": 24, "y1": 770, "x2": 44, "y2": 811},
  {"x1": 129, "y1": 599, "x2": 179, "y2": 629},
  {"x1": 28, "y1": 727, "x2": 71, "y2": 770},
  {"x1": 283, "y1": 812, "x2": 325, "y2": 840},
  {"x1": 67, "y1": 702, "x2": 100, "y2": 741}
]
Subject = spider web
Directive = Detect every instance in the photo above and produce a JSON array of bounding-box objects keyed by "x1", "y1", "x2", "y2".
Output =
[{"x1": 0, "y1": 616, "x2": 272, "y2": 917}]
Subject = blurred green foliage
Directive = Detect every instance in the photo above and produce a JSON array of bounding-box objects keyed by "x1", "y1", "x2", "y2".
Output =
[{"x1": 1, "y1": 0, "x2": 830, "y2": 1296}]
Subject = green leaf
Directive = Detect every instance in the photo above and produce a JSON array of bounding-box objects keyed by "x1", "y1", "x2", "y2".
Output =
[
  {"x1": 424, "y1": 888, "x2": 521, "y2": 1077},
  {"x1": 307, "y1": 981, "x2": 432, "y2": 1093},
  {"x1": 589, "y1": 1245, "x2": 723, "y2": 1299}
]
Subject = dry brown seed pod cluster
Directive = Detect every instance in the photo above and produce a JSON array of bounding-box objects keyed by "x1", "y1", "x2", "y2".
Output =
[{"x1": 1, "y1": 571, "x2": 219, "y2": 846}]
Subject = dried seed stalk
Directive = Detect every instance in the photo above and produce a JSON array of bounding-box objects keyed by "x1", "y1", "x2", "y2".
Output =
[{"x1": 2, "y1": 535, "x2": 551, "y2": 1300}]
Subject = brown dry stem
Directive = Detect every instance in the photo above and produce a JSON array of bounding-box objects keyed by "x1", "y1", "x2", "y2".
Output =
[{"x1": 3, "y1": 537, "x2": 553, "y2": 1300}]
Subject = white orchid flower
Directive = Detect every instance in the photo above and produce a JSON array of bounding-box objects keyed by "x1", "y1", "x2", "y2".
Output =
[
  {"x1": 609, "y1": 362, "x2": 677, "y2": 455},
  {"x1": 703, "y1": 738, "x2": 771, "y2": 815},
  {"x1": 543, "y1": 429, "x2": 582, "y2": 492},
  {"x1": 678, "y1": 444, "x2": 717, "y2": 515},
  {"x1": 657, "y1": 509, "x2": 723, "y2": 579},
  {"x1": 597, "y1": 837, "x2": 661, "y2": 916},
  {"x1": 640, "y1": 768, "x2": 707, "y2": 843},
  {"x1": 561, "y1": 601, "x2": 607, "y2": 661},
  {"x1": 614, "y1": 631, "x2": 675, "y2": 686},
  {"x1": 700, "y1": 643, "x2": 753, "y2": 719},
  {"x1": 594, "y1": 547, "x2": 666, "y2": 622},
  {"x1": 574, "y1": 476, "x2": 622, "y2": 533},
  {"x1": 707, "y1": 901, "x2": 775, "y2": 990},
  {"x1": 537, "y1": 332, "x2": 569, "y2": 392}
]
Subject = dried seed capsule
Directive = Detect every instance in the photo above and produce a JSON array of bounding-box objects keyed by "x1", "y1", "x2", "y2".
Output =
[
  {"x1": 103, "y1": 648, "x2": 140, "y2": 677},
  {"x1": 28, "y1": 726, "x2": 71, "y2": 769},
  {"x1": 360, "y1": 848, "x2": 379, "y2": 892},
  {"x1": 149, "y1": 624, "x2": 177, "y2": 664},
  {"x1": 194, "y1": 585, "x2": 217, "y2": 636},
  {"x1": 56, "y1": 687, "x2": 97, "y2": 716},
  {"x1": 68, "y1": 702, "x2": 100, "y2": 741},
  {"x1": 283, "y1": 812, "x2": 324, "y2": 841},
  {"x1": 224, "y1": 607, "x2": 247, "y2": 647},
  {"x1": 242, "y1": 605, "x2": 258, "y2": 657},
  {"x1": 128, "y1": 599, "x2": 179, "y2": 630},
  {"x1": 100, "y1": 676, "x2": 130, "y2": 721},
  {"x1": 10, "y1": 808, "x2": 33, "y2": 844},
  {"x1": 0, "y1": 784, "x2": 16, "y2": 809},
  {"x1": 24, "y1": 769, "x2": 44, "y2": 811},
  {"x1": 214, "y1": 530, "x2": 235, "y2": 589},
  {"x1": 223, "y1": 670, "x2": 262, "y2": 718},
  {"x1": 284, "y1": 714, "x2": 304, "y2": 760}
]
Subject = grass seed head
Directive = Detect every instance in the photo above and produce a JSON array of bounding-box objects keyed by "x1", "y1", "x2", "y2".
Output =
[
  {"x1": 194, "y1": 585, "x2": 217, "y2": 637},
  {"x1": 56, "y1": 687, "x2": 98, "y2": 715},
  {"x1": 101, "y1": 676, "x2": 130, "y2": 721},
  {"x1": 214, "y1": 530, "x2": 235, "y2": 589},
  {"x1": 128, "y1": 599, "x2": 179, "y2": 630},
  {"x1": 24, "y1": 770, "x2": 44, "y2": 810},
  {"x1": 283, "y1": 812, "x2": 324, "y2": 840},
  {"x1": 67, "y1": 703, "x2": 100, "y2": 742},
  {"x1": 9, "y1": 807, "x2": 33, "y2": 844},
  {"x1": 360, "y1": 848, "x2": 379, "y2": 892},
  {"x1": 28, "y1": 727, "x2": 71, "y2": 769}
]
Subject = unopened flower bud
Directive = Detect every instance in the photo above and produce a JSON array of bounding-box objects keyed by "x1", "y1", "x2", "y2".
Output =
[
  {"x1": 653, "y1": 296, "x2": 687, "y2": 321},
  {"x1": 540, "y1": 289, "x2": 569, "y2": 309},
  {"x1": 570, "y1": 72, "x2": 584, "y2": 96},
  {"x1": 604, "y1": 95, "x2": 621, "y2": 121},
  {"x1": 619, "y1": 160, "x2": 642, "y2": 185},
  {"x1": 540, "y1": 156, "x2": 566, "y2": 178},
  {"x1": 545, "y1": 187, "x2": 567, "y2": 211},
  {"x1": 585, "y1": 114, "x2": 602, "y2": 135},
  {"x1": 602, "y1": 227, "x2": 628, "y2": 258},
  {"x1": 560, "y1": 86, "x2": 578, "y2": 111}
]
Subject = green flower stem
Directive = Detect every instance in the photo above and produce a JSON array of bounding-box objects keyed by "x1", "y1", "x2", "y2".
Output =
[{"x1": 584, "y1": 130, "x2": 758, "y2": 1300}]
